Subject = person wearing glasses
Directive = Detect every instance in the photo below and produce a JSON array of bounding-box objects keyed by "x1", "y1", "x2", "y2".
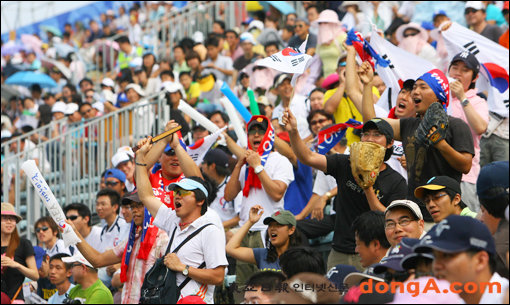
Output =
[
  {"x1": 1, "y1": 202, "x2": 39, "y2": 302},
  {"x1": 284, "y1": 111, "x2": 408, "y2": 272},
  {"x1": 414, "y1": 176, "x2": 477, "y2": 224},
  {"x1": 63, "y1": 203, "x2": 102, "y2": 251},
  {"x1": 103, "y1": 168, "x2": 127, "y2": 198},
  {"x1": 78, "y1": 103, "x2": 100, "y2": 120},
  {"x1": 384, "y1": 200, "x2": 425, "y2": 247},
  {"x1": 464, "y1": 1, "x2": 504, "y2": 43},
  {"x1": 34, "y1": 216, "x2": 72, "y2": 257},
  {"x1": 62, "y1": 253, "x2": 113, "y2": 304}
]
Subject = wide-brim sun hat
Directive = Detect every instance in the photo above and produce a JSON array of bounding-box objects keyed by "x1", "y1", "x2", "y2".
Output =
[
  {"x1": 1, "y1": 202, "x2": 22, "y2": 223},
  {"x1": 313, "y1": 9, "x2": 342, "y2": 26},
  {"x1": 395, "y1": 22, "x2": 429, "y2": 43}
]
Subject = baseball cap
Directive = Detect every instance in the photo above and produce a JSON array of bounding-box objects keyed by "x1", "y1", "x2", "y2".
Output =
[
  {"x1": 203, "y1": 148, "x2": 230, "y2": 168},
  {"x1": 414, "y1": 215, "x2": 496, "y2": 255},
  {"x1": 121, "y1": 190, "x2": 141, "y2": 205},
  {"x1": 465, "y1": 1, "x2": 484, "y2": 11},
  {"x1": 125, "y1": 83, "x2": 146, "y2": 97},
  {"x1": 449, "y1": 51, "x2": 480, "y2": 74},
  {"x1": 167, "y1": 178, "x2": 209, "y2": 197},
  {"x1": 112, "y1": 150, "x2": 132, "y2": 168},
  {"x1": 476, "y1": 161, "x2": 509, "y2": 200},
  {"x1": 400, "y1": 238, "x2": 434, "y2": 270},
  {"x1": 240, "y1": 32, "x2": 256, "y2": 45},
  {"x1": 343, "y1": 265, "x2": 385, "y2": 287},
  {"x1": 362, "y1": 118, "x2": 394, "y2": 140},
  {"x1": 176, "y1": 296, "x2": 206, "y2": 304},
  {"x1": 432, "y1": 9, "x2": 448, "y2": 20},
  {"x1": 373, "y1": 240, "x2": 417, "y2": 273},
  {"x1": 414, "y1": 176, "x2": 461, "y2": 200},
  {"x1": 100, "y1": 77, "x2": 114, "y2": 88},
  {"x1": 104, "y1": 168, "x2": 126, "y2": 183},
  {"x1": 247, "y1": 115, "x2": 269, "y2": 132},
  {"x1": 62, "y1": 252, "x2": 94, "y2": 268},
  {"x1": 273, "y1": 73, "x2": 292, "y2": 88},
  {"x1": 296, "y1": 17, "x2": 309, "y2": 25},
  {"x1": 327, "y1": 264, "x2": 358, "y2": 292},
  {"x1": 64, "y1": 103, "x2": 79, "y2": 115},
  {"x1": 263, "y1": 209, "x2": 296, "y2": 226},
  {"x1": 33, "y1": 246, "x2": 46, "y2": 269},
  {"x1": 385, "y1": 200, "x2": 423, "y2": 220}
]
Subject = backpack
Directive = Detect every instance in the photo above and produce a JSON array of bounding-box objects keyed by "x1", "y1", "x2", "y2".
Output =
[{"x1": 139, "y1": 223, "x2": 213, "y2": 304}]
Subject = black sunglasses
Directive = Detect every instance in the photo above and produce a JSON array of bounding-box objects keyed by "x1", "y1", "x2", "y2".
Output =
[
  {"x1": 66, "y1": 215, "x2": 79, "y2": 221},
  {"x1": 105, "y1": 181, "x2": 120, "y2": 186},
  {"x1": 384, "y1": 270, "x2": 410, "y2": 283},
  {"x1": 35, "y1": 226, "x2": 50, "y2": 233},
  {"x1": 465, "y1": 8, "x2": 478, "y2": 15}
]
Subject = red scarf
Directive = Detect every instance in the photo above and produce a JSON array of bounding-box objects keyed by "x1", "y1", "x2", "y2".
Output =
[{"x1": 243, "y1": 116, "x2": 275, "y2": 197}]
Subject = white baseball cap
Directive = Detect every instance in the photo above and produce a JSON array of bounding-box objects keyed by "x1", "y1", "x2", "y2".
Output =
[
  {"x1": 101, "y1": 77, "x2": 115, "y2": 88},
  {"x1": 465, "y1": 1, "x2": 484, "y2": 11},
  {"x1": 64, "y1": 103, "x2": 79, "y2": 115},
  {"x1": 52, "y1": 101, "x2": 67, "y2": 113},
  {"x1": 125, "y1": 83, "x2": 146, "y2": 97},
  {"x1": 62, "y1": 252, "x2": 94, "y2": 268},
  {"x1": 112, "y1": 150, "x2": 132, "y2": 167},
  {"x1": 385, "y1": 199, "x2": 423, "y2": 220}
]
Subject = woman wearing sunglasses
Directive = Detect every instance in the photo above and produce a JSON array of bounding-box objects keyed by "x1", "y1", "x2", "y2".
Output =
[
  {"x1": 226, "y1": 205, "x2": 301, "y2": 273},
  {"x1": 34, "y1": 216, "x2": 73, "y2": 257},
  {"x1": 1, "y1": 202, "x2": 39, "y2": 302}
]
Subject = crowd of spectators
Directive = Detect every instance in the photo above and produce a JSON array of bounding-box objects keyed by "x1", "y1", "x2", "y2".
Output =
[{"x1": 1, "y1": 1, "x2": 509, "y2": 304}]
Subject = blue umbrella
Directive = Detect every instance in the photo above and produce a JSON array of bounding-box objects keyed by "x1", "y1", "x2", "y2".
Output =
[
  {"x1": 259, "y1": 1, "x2": 296, "y2": 15},
  {"x1": 5, "y1": 71, "x2": 57, "y2": 88},
  {"x1": 40, "y1": 25, "x2": 62, "y2": 37}
]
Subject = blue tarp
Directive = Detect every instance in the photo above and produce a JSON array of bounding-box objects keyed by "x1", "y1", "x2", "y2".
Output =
[{"x1": 1, "y1": 1, "x2": 136, "y2": 43}]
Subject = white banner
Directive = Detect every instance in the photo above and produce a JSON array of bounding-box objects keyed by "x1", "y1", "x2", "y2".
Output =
[
  {"x1": 440, "y1": 22, "x2": 509, "y2": 118},
  {"x1": 21, "y1": 160, "x2": 81, "y2": 247}
]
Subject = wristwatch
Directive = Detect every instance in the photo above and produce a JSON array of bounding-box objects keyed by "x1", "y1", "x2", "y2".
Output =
[
  {"x1": 254, "y1": 165, "x2": 264, "y2": 174},
  {"x1": 461, "y1": 98, "x2": 470, "y2": 107},
  {"x1": 182, "y1": 265, "x2": 190, "y2": 276},
  {"x1": 325, "y1": 191, "x2": 332, "y2": 200}
]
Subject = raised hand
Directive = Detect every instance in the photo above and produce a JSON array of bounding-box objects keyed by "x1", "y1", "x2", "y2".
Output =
[
  {"x1": 281, "y1": 108, "x2": 298, "y2": 133},
  {"x1": 135, "y1": 137, "x2": 153, "y2": 165},
  {"x1": 248, "y1": 205, "x2": 264, "y2": 224},
  {"x1": 357, "y1": 61, "x2": 374, "y2": 85}
]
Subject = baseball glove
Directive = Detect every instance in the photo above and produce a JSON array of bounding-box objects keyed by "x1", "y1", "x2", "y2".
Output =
[
  {"x1": 350, "y1": 141, "x2": 386, "y2": 189},
  {"x1": 415, "y1": 102, "x2": 449, "y2": 147}
]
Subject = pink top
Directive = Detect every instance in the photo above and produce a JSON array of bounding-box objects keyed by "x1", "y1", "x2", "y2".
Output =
[{"x1": 448, "y1": 89, "x2": 489, "y2": 184}]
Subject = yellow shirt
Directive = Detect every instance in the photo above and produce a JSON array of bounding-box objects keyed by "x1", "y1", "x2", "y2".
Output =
[
  {"x1": 186, "y1": 82, "x2": 201, "y2": 99},
  {"x1": 323, "y1": 87, "x2": 380, "y2": 146}
]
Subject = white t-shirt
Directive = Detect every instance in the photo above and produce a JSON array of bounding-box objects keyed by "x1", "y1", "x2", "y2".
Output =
[
  {"x1": 272, "y1": 94, "x2": 311, "y2": 139},
  {"x1": 98, "y1": 215, "x2": 127, "y2": 252},
  {"x1": 84, "y1": 225, "x2": 102, "y2": 251},
  {"x1": 479, "y1": 272, "x2": 509, "y2": 304},
  {"x1": 47, "y1": 283, "x2": 75, "y2": 304},
  {"x1": 45, "y1": 239, "x2": 72, "y2": 257},
  {"x1": 238, "y1": 152, "x2": 294, "y2": 231},
  {"x1": 202, "y1": 55, "x2": 234, "y2": 84},
  {"x1": 153, "y1": 205, "x2": 228, "y2": 304},
  {"x1": 313, "y1": 170, "x2": 338, "y2": 215},
  {"x1": 209, "y1": 177, "x2": 238, "y2": 223}
]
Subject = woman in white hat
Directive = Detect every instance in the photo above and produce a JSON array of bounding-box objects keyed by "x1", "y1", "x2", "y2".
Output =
[
  {"x1": 314, "y1": 10, "x2": 347, "y2": 78},
  {"x1": 1, "y1": 202, "x2": 39, "y2": 302},
  {"x1": 395, "y1": 22, "x2": 439, "y2": 67}
]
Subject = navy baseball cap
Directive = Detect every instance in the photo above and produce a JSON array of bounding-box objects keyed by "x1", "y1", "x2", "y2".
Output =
[
  {"x1": 373, "y1": 239, "x2": 417, "y2": 273},
  {"x1": 476, "y1": 161, "x2": 509, "y2": 200},
  {"x1": 449, "y1": 50, "x2": 480, "y2": 74},
  {"x1": 362, "y1": 118, "x2": 394, "y2": 140},
  {"x1": 203, "y1": 148, "x2": 230, "y2": 169},
  {"x1": 400, "y1": 237, "x2": 434, "y2": 270},
  {"x1": 104, "y1": 168, "x2": 126, "y2": 183},
  {"x1": 327, "y1": 264, "x2": 358, "y2": 292},
  {"x1": 414, "y1": 215, "x2": 496, "y2": 255}
]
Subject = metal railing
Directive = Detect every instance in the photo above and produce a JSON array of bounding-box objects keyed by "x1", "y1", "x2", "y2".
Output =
[
  {"x1": 84, "y1": 1, "x2": 246, "y2": 81},
  {"x1": 1, "y1": 91, "x2": 171, "y2": 243}
]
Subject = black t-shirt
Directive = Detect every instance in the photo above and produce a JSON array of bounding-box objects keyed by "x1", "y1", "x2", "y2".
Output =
[
  {"x1": 37, "y1": 277, "x2": 57, "y2": 300},
  {"x1": 326, "y1": 154, "x2": 408, "y2": 253},
  {"x1": 233, "y1": 53, "x2": 262, "y2": 71},
  {"x1": 1, "y1": 238, "x2": 35, "y2": 300},
  {"x1": 400, "y1": 116, "x2": 474, "y2": 220}
]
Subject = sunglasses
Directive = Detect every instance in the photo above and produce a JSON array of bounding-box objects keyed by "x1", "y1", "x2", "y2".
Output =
[
  {"x1": 66, "y1": 215, "x2": 79, "y2": 221},
  {"x1": 105, "y1": 181, "x2": 120, "y2": 186},
  {"x1": 248, "y1": 129, "x2": 265, "y2": 136},
  {"x1": 164, "y1": 149, "x2": 176, "y2": 156},
  {"x1": 85, "y1": 95, "x2": 94, "y2": 99},
  {"x1": 35, "y1": 226, "x2": 50, "y2": 233},
  {"x1": 384, "y1": 270, "x2": 410, "y2": 282},
  {"x1": 80, "y1": 108, "x2": 93, "y2": 116},
  {"x1": 173, "y1": 189, "x2": 194, "y2": 197},
  {"x1": 403, "y1": 31, "x2": 419, "y2": 38},
  {"x1": 464, "y1": 8, "x2": 478, "y2": 15},
  {"x1": 310, "y1": 118, "x2": 327, "y2": 126}
]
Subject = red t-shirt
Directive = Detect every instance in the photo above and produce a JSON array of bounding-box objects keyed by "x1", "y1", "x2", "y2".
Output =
[{"x1": 149, "y1": 169, "x2": 184, "y2": 209}]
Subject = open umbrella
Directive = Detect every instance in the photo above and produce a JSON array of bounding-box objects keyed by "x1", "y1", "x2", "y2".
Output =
[
  {"x1": 40, "y1": 56, "x2": 72, "y2": 79},
  {"x1": 40, "y1": 25, "x2": 62, "y2": 37},
  {"x1": 53, "y1": 42, "x2": 76, "y2": 58},
  {"x1": 259, "y1": 1, "x2": 296, "y2": 15},
  {"x1": 5, "y1": 71, "x2": 57, "y2": 88},
  {"x1": 1, "y1": 42, "x2": 25, "y2": 56},
  {"x1": 21, "y1": 34, "x2": 43, "y2": 55}
]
